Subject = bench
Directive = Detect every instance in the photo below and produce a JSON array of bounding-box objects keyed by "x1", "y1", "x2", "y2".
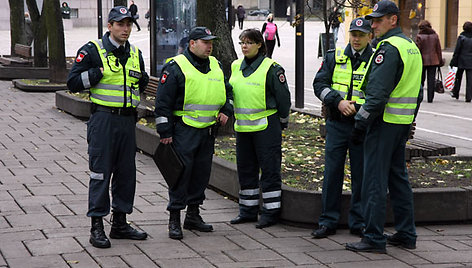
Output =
[{"x1": 0, "y1": 44, "x2": 33, "y2": 66}]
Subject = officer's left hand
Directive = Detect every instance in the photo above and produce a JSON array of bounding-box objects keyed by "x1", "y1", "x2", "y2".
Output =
[
  {"x1": 217, "y1": 113, "x2": 228, "y2": 126},
  {"x1": 281, "y1": 122, "x2": 288, "y2": 130},
  {"x1": 338, "y1": 100, "x2": 356, "y2": 116}
]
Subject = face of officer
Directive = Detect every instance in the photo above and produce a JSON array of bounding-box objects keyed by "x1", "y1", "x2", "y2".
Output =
[
  {"x1": 189, "y1": 39, "x2": 213, "y2": 59},
  {"x1": 108, "y1": 18, "x2": 133, "y2": 46},
  {"x1": 349, "y1": 31, "x2": 370, "y2": 51},
  {"x1": 371, "y1": 14, "x2": 397, "y2": 38},
  {"x1": 240, "y1": 38, "x2": 262, "y2": 59}
]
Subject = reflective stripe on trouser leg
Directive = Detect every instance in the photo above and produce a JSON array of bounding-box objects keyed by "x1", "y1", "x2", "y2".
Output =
[{"x1": 239, "y1": 188, "x2": 260, "y2": 212}]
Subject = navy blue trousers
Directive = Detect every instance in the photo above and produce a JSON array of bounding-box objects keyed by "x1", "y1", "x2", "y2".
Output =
[
  {"x1": 362, "y1": 119, "x2": 416, "y2": 248},
  {"x1": 87, "y1": 111, "x2": 137, "y2": 217},
  {"x1": 319, "y1": 119, "x2": 364, "y2": 230},
  {"x1": 167, "y1": 121, "x2": 215, "y2": 211}
]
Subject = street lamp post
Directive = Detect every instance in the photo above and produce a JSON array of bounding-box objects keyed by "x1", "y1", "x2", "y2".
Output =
[
  {"x1": 295, "y1": 0, "x2": 304, "y2": 108},
  {"x1": 97, "y1": 0, "x2": 103, "y2": 38}
]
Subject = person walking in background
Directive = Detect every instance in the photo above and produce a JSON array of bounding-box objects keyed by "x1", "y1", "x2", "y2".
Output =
[
  {"x1": 66, "y1": 6, "x2": 149, "y2": 248},
  {"x1": 237, "y1": 5, "x2": 246, "y2": 30},
  {"x1": 450, "y1": 21, "x2": 472, "y2": 102},
  {"x1": 24, "y1": 12, "x2": 33, "y2": 46},
  {"x1": 345, "y1": 0, "x2": 422, "y2": 254},
  {"x1": 311, "y1": 17, "x2": 373, "y2": 239},
  {"x1": 329, "y1": 7, "x2": 343, "y2": 43},
  {"x1": 229, "y1": 28, "x2": 291, "y2": 229},
  {"x1": 261, "y1": 14, "x2": 280, "y2": 58},
  {"x1": 154, "y1": 27, "x2": 233, "y2": 240},
  {"x1": 129, "y1": 0, "x2": 141, "y2": 32},
  {"x1": 61, "y1": 2, "x2": 71, "y2": 19},
  {"x1": 416, "y1": 20, "x2": 443, "y2": 103}
]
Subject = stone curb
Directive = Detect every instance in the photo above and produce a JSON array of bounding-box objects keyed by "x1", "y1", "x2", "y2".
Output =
[
  {"x1": 55, "y1": 91, "x2": 472, "y2": 226},
  {"x1": 13, "y1": 79, "x2": 68, "y2": 92}
]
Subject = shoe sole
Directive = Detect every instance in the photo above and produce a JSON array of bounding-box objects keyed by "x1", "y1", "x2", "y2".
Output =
[
  {"x1": 387, "y1": 240, "x2": 416, "y2": 249},
  {"x1": 109, "y1": 234, "x2": 148, "y2": 240},
  {"x1": 183, "y1": 224, "x2": 213, "y2": 232},
  {"x1": 230, "y1": 218, "x2": 257, "y2": 224},
  {"x1": 169, "y1": 234, "x2": 183, "y2": 240},
  {"x1": 345, "y1": 245, "x2": 386, "y2": 254},
  {"x1": 89, "y1": 238, "x2": 111, "y2": 248}
]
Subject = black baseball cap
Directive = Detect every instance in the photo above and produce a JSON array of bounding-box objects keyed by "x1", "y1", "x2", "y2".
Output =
[
  {"x1": 108, "y1": 6, "x2": 136, "y2": 23},
  {"x1": 188, "y1": 27, "x2": 218, "y2": 41},
  {"x1": 349, "y1": 17, "x2": 371, "y2": 33},
  {"x1": 365, "y1": 0, "x2": 399, "y2": 20}
]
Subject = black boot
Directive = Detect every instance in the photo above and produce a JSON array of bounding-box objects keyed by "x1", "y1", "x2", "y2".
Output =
[
  {"x1": 90, "y1": 217, "x2": 111, "y2": 248},
  {"x1": 168, "y1": 210, "x2": 183, "y2": 240},
  {"x1": 183, "y1": 205, "x2": 213, "y2": 232},
  {"x1": 109, "y1": 212, "x2": 147, "y2": 240}
]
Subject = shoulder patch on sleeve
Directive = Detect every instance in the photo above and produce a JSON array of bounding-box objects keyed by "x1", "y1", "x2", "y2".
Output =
[
  {"x1": 374, "y1": 50, "x2": 385, "y2": 65},
  {"x1": 160, "y1": 70, "x2": 170, "y2": 84},
  {"x1": 75, "y1": 50, "x2": 88, "y2": 63}
]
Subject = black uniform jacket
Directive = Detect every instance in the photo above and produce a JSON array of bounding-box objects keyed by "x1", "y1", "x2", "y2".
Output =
[
  {"x1": 313, "y1": 43, "x2": 373, "y2": 121},
  {"x1": 236, "y1": 53, "x2": 291, "y2": 121},
  {"x1": 154, "y1": 48, "x2": 234, "y2": 138},
  {"x1": 354, "y1": 27, "x2": 423, "y2": 130},
  {"x1": 67, "y1": 32, "x2": 149, "y2": 95}
]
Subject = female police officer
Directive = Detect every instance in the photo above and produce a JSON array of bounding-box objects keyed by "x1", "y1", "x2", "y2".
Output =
[{"x1": 229, "y1": 29, "x2": 291, "y2": 228}]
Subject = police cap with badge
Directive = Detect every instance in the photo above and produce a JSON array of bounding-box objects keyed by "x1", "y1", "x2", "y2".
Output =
[
  {"x1": 349, "y1": 17, "x2": 371, "y2": 33},
  {"x1": 108, "y1": 6, "x2": 137, "y2": 24},
  {"x1": 188, "y1": 27, "x2": 218, "y2": 41},
  {"x1": 365, "y1": 0, "x2": 399, "y2": 20}
]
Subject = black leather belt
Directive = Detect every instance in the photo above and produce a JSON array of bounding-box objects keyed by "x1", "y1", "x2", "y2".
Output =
[{"x1": 93, "y1": 104, "x2": 136, "y2": 116}]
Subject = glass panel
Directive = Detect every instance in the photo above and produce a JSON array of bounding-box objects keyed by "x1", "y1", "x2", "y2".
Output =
[{"x1": 155, "y1": 0, "x2": 196, "y2": 73}]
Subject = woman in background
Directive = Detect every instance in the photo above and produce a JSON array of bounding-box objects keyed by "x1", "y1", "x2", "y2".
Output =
[{"x1": 261, "y1": 14, "x2": 280, "y2": 58}]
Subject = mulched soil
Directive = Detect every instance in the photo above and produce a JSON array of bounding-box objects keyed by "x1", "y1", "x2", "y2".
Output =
[{"x1": 214, "y1": 112, "x2": 472, "y2": 192}]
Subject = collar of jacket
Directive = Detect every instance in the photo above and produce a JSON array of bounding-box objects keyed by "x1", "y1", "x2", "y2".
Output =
[
  {"x1": 183, "y1": 48, "x2": 211, "y2": 72},
  {"x1": 101, "y1": 32, "x2": 130, "y2": 55},
  {"x1": 343, "y1": 43, "x2": 373, "y2": 61},
  {"x1": 240, "y1": 53, "x2": 265, "y2": 72},
  {"x1": 378, "y1": 27, "x2": 403, "y2": 42}
]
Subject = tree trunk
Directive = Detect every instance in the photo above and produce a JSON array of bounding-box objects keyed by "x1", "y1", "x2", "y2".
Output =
[
  {"x1": 114, "y1": 0, "x2": 127, "y2": 7},
  {"x1": 196, "y1": 0, "x2": 237, "y2": 77},
  {"x1": 8, "y1": 0, "x2": 26, "y2": 55},
  {"x1": 45, "y1": 0, "x2": 67, "y2": 83},
  {"x1": 26, "y1": 0, "x2": 48, "y2": 67}
]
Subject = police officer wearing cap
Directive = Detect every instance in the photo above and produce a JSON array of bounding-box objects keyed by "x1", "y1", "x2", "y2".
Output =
[
  {"x1": 312, "y1": 17, "x2": 373, "y2": 239},
  {"x1": 154, "y1": 27, "x2": 233, "y2": 240},
  {"x1": 229, "y1": 28, "x2": 291, "y2": 229},
  {"x1": 345, "y1": 0, "x2": 422, "y2": 253},
  {"x1": 67, "y1": 6, "x2": 149, "y2": 248}
]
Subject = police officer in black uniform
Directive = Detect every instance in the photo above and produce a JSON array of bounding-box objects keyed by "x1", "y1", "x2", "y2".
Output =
[
  {"x1": 154, "y1": 27, "x2": 233, "y2": 240},
  {"x1": 67, "y1": 6, "x2": 149, "y2": 248},
  {"x1": 345, "y1": 0, "x2": 423, "y2": 253},
  {"x1": 312, "y1": 18, "x2": 373, "y2": 239}
]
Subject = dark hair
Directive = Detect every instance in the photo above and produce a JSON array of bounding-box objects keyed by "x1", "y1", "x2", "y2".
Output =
[
  {"x1": 463, "y1": 21, "x2": 472, "y2": 33},
  {"x1": 239, "y1": 28, "x2": 266, "y2": 56},
  {"x1": 418, "y1": 20, "x2": 431, "y2": 30}
]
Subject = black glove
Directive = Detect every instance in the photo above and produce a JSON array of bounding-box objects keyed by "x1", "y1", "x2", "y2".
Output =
[
  {"x1": 350, "y1": 128, "x2": 365, "y2": 145},
  {"x1": 281, "y1": 122, "x2": 288, "y2": 130}
]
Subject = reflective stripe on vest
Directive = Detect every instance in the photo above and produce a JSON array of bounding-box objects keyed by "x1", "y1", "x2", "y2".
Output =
[
  {"x1": 377, "y1": 36, "x2": 422, "y2": 124},
  {"x1": 331, "y1": 47, "x2": 367, "y2": 104},
  {"x1": 89, "y1": 39, "x2": 141, "y2": 107},
  {"x1": 229, "y1": 58, "x2": 277, "y2": 132},
  {"x1": 172, "y1": 54, "x2": 226, "y2": 128}
]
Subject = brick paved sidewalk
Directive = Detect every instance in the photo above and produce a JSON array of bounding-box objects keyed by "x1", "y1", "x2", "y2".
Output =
[{"x1": 1, "y1": 81, "x2": 472, "y2": 267}]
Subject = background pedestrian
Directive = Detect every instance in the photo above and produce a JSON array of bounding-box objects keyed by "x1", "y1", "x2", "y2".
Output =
[
  {"x1": 237, "y1": 5, "x2": 246, "y2": 30},
  {"x1": 261, "y1": 14, "x2": 280, "y2": 58},
  {"x1": 450, "y1": 21, "x2": 472, "y2": 102},
  {"x1": 129, "y1": 0, "x2": 141, "y2": 32}
]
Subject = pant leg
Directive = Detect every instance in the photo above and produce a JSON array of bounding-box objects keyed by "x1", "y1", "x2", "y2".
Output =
[
  {"x1": 110, "y1": 114, "x2": 137, "y2": 214},
  {"x1": 426, "y1": 65, "x2": 436, "y2": 102},
  {"x1": 318, "y1": 119, "x2": 349, "y2": 229},
  {"x1": 186, "y1": 127, "x2": 215, "y2": 206},
  {"x1": 465, "y1": 69, "x2": 472, "y2": 101},
  {"x1": 87, "y1": 112, "x2": 114, "y2": 217},
  {"x1": 362, "y1": 120, "x2": 392, "y2": 248},
  {"x1": 347, "y1": 125, "x2": 364, "y2": 230},
  {"x1": 388, "y1": 123, "x2": 416, "y2": 243},
  {"x1": 254, "y1": 114, "x2": 282, "y2": 219},
  {"x1": 167, "y1": 121, "x2": 203, "y2": 211},
  {"x1": 236, "y1": 131, "x2": 260, "y2": 217},
  {"x1": 135, "y1": 21, "x2": 141, "y2": 31},
  {"x1": 421, "y1": 66, "x2": 426, "y2": 88},
  {"x1": 265, "y1": 39, "x2": 276, "y2": 58},
  {"x1": 453, "y1": 68, "x2": 464, "y2": 98}
]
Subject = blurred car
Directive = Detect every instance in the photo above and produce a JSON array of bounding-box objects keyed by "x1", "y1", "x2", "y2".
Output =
[{"x1": 248, "y1": 9, "x2": 270, "y2": 16}]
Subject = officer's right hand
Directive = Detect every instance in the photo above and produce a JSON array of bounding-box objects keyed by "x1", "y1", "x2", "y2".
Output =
[
  {"x1": 160, "y1": 137, "x2": 173, "y2": 144},
  {"x1": 338, "y1": 100, "x2": 356, "y2": 116}
]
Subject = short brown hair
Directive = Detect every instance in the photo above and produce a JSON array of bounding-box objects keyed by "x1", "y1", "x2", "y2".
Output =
[
  {"x1": 463, "y1": 21, "x2": 472, "y2": 33},
  {"x1": 239, "y1": 28, "x2": 266, "y2": 56}
]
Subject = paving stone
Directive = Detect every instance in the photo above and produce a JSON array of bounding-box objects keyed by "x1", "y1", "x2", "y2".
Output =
[
  {"x1": 258, "y1": 237, "x2": 318, "y2": 252},
  {"x1": 384, "y1": 246, "x2": 430, "y2": 265},
  {"x1": 225, "y1": 249, "x2": 284, "y2": 262},
  {"x1": 415, "y1": 250, "x2": 472, "y2": 263},
  {"x1": 306, "y1": 249, "x2": 368, "y2": 264},
  {"x1": 139, "y1": 241, "x2": 200, "y2": 260},
  {"x1": 226, "y1": 234, "x2": 267, "y2": 250},
  {"x1": 121, "y1": 254, "x2": 158, "y2": 268},
  {"x1": 6, "y1": 255, "x2": 68, "y2": 268},
  {"x1": 414, "y1": 240, "x2": 455, "y2": 251},
  {"x1": 25, "y1": 237, "x2": 83, "y2": 256},
  {"x1": 0, "y1": 241, "x2": 33, "y2": 259},
  {"x1": 184, "y1": 235, "x2": 241, "y2": 253},
  {"x1": 436, "y1": 240, "x2": 472, "y2": 250},
  {"x1": 215, "y1": 259, "x2": 295, "y2": 268},
  {"x1": 279, "y1": 252, "x2": 321, "y2": 265},
  {"x1": 62, "y1": 252, "x2": 100, "y2": 268},
  {"x1": 6, "y1": 213, "x2": 62, "y2": 229},
  {"x1": 330, "y1": 259, "x2": 412, "y2": 268},
  {"x1": 26, "y1": 183, "x2": 74, "y2": 196},
  {"x1": 155, "y1": 257, "x2": 215, "y2": 268},
  {"x1": 94, "y1": 256, "x2": 129, "y2": 267}
]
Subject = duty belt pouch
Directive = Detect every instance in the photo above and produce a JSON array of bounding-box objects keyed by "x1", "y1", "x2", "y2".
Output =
[{"x1": 209, "y1": 122, "x2": 220, "y2": 138}]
